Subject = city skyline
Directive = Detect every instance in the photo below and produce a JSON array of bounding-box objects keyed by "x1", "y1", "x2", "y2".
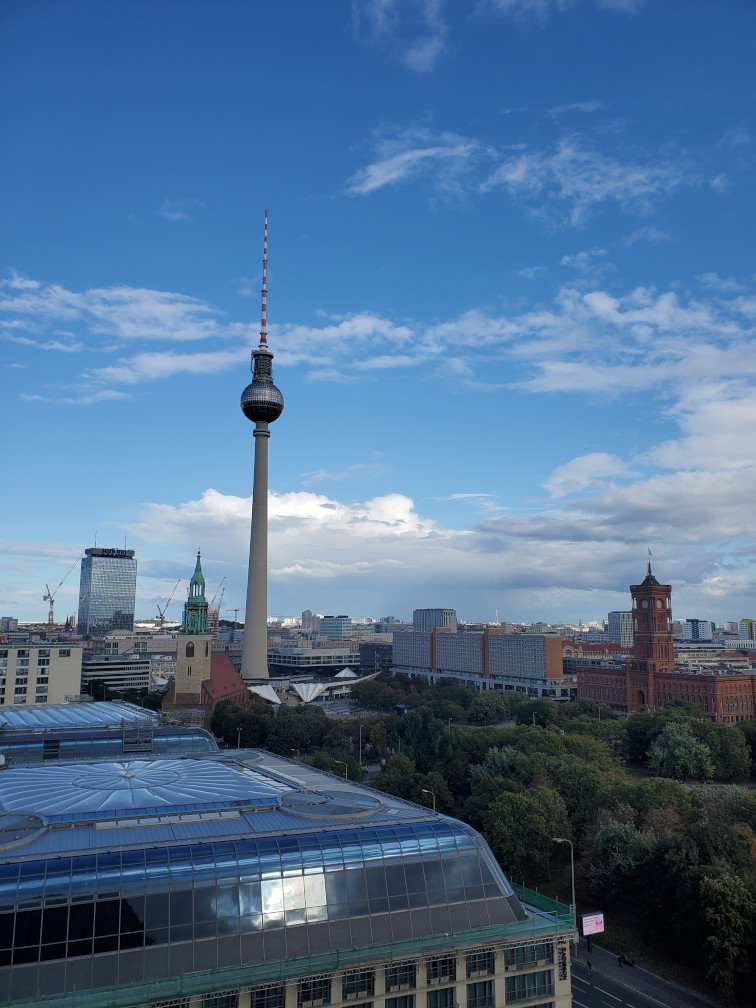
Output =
[{"x1": 2, "y1": 1, "x2": 756, "y2": 626}]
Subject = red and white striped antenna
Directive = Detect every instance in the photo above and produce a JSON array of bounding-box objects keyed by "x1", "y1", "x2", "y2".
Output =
[{"x1": 260, "y1": 209, "x2": 268, "y2": 346}]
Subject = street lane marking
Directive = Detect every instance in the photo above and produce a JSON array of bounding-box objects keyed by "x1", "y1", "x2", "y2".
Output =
[{"x1": 595, "y1": 988, "x2": 621, "y2": 1000}]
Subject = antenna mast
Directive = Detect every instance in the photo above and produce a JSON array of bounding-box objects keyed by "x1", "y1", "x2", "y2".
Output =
[{"x1": 260, "y1": 209, "x2": 268, "y2": 346}]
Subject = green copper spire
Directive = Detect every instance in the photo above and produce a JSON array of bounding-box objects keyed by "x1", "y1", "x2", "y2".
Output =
[{"x1": 182, "y1": 550, "x2": 208, "y2": 634}]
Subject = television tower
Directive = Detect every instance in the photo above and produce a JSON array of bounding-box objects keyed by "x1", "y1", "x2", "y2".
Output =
[{"x1": 240, "y1": 211, "x2": 284, "y2": 680}]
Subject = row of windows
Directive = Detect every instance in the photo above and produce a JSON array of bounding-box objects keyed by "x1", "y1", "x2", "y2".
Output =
[
  {"x1": 0, "y1": 823, "x2": 501, "y2": 903},
  {"x1": 136, "y1": 981, "x2": 558, "y2": 1008},
  {"x1": 0, "y1": 649, "x2": 70, "y2": 659},
  {"x1": 0, "y1": 860, "x2": 506, "y2": 965}
]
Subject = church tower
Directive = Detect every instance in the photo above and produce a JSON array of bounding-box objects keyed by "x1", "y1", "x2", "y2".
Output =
[
  {"x1": 173, "y1": 551, "x2": 212, "y2": 705},
  {"x1": 625, "y1": 559, "x2": 674, "y2": 712}
]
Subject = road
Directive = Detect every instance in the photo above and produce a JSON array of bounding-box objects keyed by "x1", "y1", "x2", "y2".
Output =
[
  {"x1": 570, "y1": 944, "x2": 722, "y2": 1008},
  {"x1": 573, "y1": 965, "x2": 676, "y2": 1008}
]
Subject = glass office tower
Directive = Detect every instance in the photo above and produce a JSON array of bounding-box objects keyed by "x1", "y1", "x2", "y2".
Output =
[{"x1": 77, "y1": 548, "x2": 137, "y2": 637}]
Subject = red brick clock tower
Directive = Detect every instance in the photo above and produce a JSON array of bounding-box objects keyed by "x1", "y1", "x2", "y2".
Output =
[{"x1": 626, "y1": 560, "x2": 675, "y2": 712}]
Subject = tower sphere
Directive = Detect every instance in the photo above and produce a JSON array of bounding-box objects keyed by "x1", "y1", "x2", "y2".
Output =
[{"x1": 240, "y1": 380, "x2": 284, "y2": 423}]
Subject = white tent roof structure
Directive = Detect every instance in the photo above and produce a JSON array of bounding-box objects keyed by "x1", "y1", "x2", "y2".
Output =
[{"x1": 248, "y1": 684, "x2": 282, "y2": 705}]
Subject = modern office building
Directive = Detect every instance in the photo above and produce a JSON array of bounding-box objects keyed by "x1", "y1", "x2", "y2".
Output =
[
  {"x1": 0, "y1": 750, "x2": 574, "y2": 1008},
  {"x1": 0, "y1": 642, "x2": 82, "y2": 707},
  {"x1": 739, "y1": 619, "x2": 756, "y2": 640},
  {"x1": 393, "y1": 629, "x2": 576, "y2": 700},
  {"x1": 412, "y1": 610, "x2": 457, "y2": 634},
  {"x1": 0, "y1": 701, "x2": 218, "y2": 763},
  {"x1": 607, "y1": 611, "x2": 633, "y2": 647},
  {"x1": 681, "y1": 618, "x2": 716, "y2": 641},
  {"x1": 77, "y1": 548, "x2": 137, "y2": 638},
  {"x1": 319, "y1": 616, "x2": 352, "y2": 641}
]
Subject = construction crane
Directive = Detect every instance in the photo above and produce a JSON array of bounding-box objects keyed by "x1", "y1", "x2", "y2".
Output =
[
  {"x1": 226, "y1": 608, "x2": 240, "y2": 645},
  {"x1": 43, "y1": 552, "x2": 85, "y2": 628},
  {"x1": 209, "y1": 577, "x2": 227, "y2": 639},
  {"x1": 156, "y1": 579, "x2": 181, "y2": 633}
]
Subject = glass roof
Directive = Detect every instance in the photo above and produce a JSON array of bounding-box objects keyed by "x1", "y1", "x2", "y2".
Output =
[
  {"x1": 0, "y1": 701, "x2": 158, "y2": 731},
  {"x1": 0, "y1": 758, "x2": 291, "y2": 817}
]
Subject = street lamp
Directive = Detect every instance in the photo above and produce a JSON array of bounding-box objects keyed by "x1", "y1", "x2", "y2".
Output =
[
  {"x1": 359, "y1": 723, "x2": 365, "y2": 767},
  {"x1": 553, "y1": 837, "x2": 575, "y2": 922},
  {"x1": 237, "y1": 727, "x2": 242, "y2": 749},
  {"x1": 334, "y1": 760, "x2": 348, "y2": 780},
  {"x1": 421, "y1": 788, "x2": 436, "y2": 813}
]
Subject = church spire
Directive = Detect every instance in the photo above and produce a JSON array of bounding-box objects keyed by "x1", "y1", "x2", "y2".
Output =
[{"x1": 182, "y1": 550, "x2": 208, "y2": 634}]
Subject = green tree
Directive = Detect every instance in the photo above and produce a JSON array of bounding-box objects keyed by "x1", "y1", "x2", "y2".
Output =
[
  {"x1": 588, "y1": 821, "x2": 657, "y2": 902},
  {"x1": 514, "y1": 698, "x2": 564, "y2": 728},
  {"x1": 482, "y1": 786, "x2": 570, "y2": 882},
  {"x1": 467, "y1": 692, "x2": 511, "y2": 724},
  {"x1": 647, "y1": 722, "x2": 714, "y2": 781},
  {"x1": 703, "y1": 724, "x2": 750, "y2": 781},
  {"x1": 397, "y1": 707, "x2": 454, "y2": 773},
  {"x1": 735, "y1": 719, "x2": 756, "y2": 775},
  {"x1": 701, "y1": 869, "x2": 756, "y2": 995},
  {"x1": 623, "y1": 711, "x2": 660, "y2": 762}
]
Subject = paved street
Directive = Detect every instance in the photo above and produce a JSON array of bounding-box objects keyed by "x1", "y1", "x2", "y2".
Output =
[{"x1": 572, "y1": 941, "x2": 724, "y2": 1008}]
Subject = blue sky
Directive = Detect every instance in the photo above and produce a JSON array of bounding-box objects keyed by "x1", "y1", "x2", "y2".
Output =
[{"x1": 2, "y1": 0, "x2": 756, "y2": 627}]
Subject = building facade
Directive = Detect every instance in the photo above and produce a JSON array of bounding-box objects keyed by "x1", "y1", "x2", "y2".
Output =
[
  {"x1": 77, "y1": 548, "x2": 137, "y2": 638},
  {"x1": 319, "y1": 616, "x2": 352, "y2": 640},
  {"x1": 578, "y1": 564, "x2": 756, "y2": 722},
  {"x1": 0, "y1": 750, "x2": 574, "y2": 1008},
  {"x1": 607, "y1": 611, "x2": 633, "y2": 647},
  {"x1": 394, "y1": 629, "x2": 575, "y2": 700},
  {"x1": 0, "y1": 643, "x2": 82, "y2": 706},
  {"x1": 412, "y1": 609, "x2": 458, "y2": 634},
  {"x1": 681, "y1": 619, "x2": 715, "y2": 641}
]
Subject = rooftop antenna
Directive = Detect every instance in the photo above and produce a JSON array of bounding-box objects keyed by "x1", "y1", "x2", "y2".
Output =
[
  {"x1": 94, "y1": 529, "x2": 97, "y2": 547},
  {"x1": 647, "y1": 546, "x2": 653, "y2": 576},
  {"x1": 260, "y1": 208, "x2": 268, "y2": 346}
]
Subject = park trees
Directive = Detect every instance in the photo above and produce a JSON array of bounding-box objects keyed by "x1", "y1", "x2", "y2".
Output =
[
  {"x1": 482, "y1": 786, "x2": 570, "y2": 883},
  {"x1": 647, "y1": 722, "x2": 714, "y2": 781}
]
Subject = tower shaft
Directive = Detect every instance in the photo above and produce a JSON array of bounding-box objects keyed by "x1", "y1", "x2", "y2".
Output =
[{"x1": 241, "y1": 423, "x2": 270, "y2": 680}]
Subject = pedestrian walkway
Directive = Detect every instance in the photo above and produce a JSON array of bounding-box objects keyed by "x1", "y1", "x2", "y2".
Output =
[{"x1": 573, "y1": 938, "x2": 725, "y2": 1008}]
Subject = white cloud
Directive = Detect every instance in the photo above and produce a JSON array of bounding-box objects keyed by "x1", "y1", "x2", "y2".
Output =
[
  {"x1": 347, "y1": 135, "x2": 477, "y2": 195},
  {"x1": 485, "y1": 0, "x2": 648, "y2": 16},
  {"x1": 118, "y1": 464, "x2": 756, "y2": 624},
  {"x1": 354, "y1": 0, "x2": 448, "y2": 73},
  {"x1": 300, "y1": 454, "x2": 389, "y2": 485},
  {"x1": 159, "y1": 198, "x2": 205, "y2": 222},
  {"x1": 623, "y1": 226, "x2": 672, "y2": 245},
  {"x1": 348, "y1": 126, "x2": 698, "y2": 225},
  {"x1": 479, "y1": 137, "x2": 692, "y2": 224},
  {"x1": 543, "y1": 452, "x2": 639, "y2": 497}
]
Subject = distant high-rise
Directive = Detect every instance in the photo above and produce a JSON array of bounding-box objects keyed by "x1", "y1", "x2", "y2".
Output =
[
  {"x1": 682, "y1": 618, "x2": 715, "y2": 641},
  {"x1": 319, "y1": 615, "x2": 352, "y2": 640},
  {"x1": 413, "y1": 608, "x2": 457, "y2": 633},
  {"x1": 77, "y1": 547, "x2": 136, "y2": 637},
  {"x1": 607, "y1": 611, "x2": 633, "y2": 647},
  {"x1": 240, "y1": 212, "x2": 284, "y2": 681}
]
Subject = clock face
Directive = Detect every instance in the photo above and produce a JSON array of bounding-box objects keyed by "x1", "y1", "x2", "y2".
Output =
[
  {"x1": 641, "y1": 600, "x2": 649, "y2": 608},
  {"x1": 655, "y1": 599, "x2": 663, "y2": 608}
]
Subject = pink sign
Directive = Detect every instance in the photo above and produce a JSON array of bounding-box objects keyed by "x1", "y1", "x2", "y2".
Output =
[{"x1": 582, "y1": 912, "x2": 605, "y2": 935}]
